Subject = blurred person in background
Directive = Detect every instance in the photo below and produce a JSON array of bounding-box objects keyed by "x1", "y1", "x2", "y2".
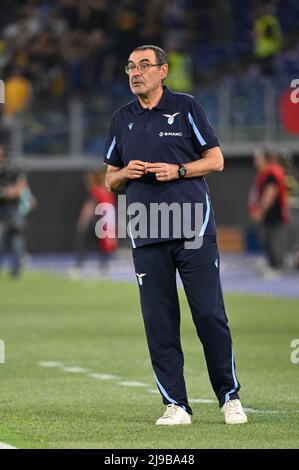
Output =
[
  {"x1": 70, "y1": 169, "x2": 118, "y2": 279},
  {"x1": 164, "y1": 38, "x2": 194, "y2": 93},
  {"x1": 3, "y1": 68, "x2": 32, "y2": 126},
  {"x1": 279, "y1": 149, "x2": 299, "y2": 209},
  {"x1": 0, "y1": 146, "x2": 36, "y2": 278},
  {"x1": 253, "y1": 2, "x2": 282, "y2": 75},
  {"x1": 279, "y1": 149, "x2": 299, "y2": 269},
  {"x1": 248, "y1": 147, "x2": 289, "y2": 277}
]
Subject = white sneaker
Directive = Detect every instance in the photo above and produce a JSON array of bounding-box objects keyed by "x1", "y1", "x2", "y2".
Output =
[
  {"x1": 221, "y1": 399, "x2": 248, "y2": 424},
  {"x1": 155, "y1": 404, "x2": 191, "y2": 426}
]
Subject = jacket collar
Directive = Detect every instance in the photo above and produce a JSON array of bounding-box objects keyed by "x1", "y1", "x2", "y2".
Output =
[{"x1": 132, "y1": 86, "x2": 172, "y2": 115}]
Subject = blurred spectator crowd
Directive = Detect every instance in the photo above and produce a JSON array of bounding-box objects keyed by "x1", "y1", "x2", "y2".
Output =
[
  {"x1": 1, "y1": 0, "x2": 299, "y2": 155},
  {"x1": 1, "y1": 0, "x2": 299, "y2": 100}
]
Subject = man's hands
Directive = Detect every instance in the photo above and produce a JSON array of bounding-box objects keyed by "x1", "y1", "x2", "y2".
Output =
[
  {"x1": 249, "y1": 183, "x2": 279, "y2": 224},
  {"x1": 124, "y1": 160, "x2": 148, "y2": 179},
  {"x1": 2, "y1": 179, "x2": 27, "y2": 199},
  {"x1": 124, "y1": 160, "x2": 179, "y2": 182},
  {"x1": 146, "y1": 163, "x2": 179, "y2": 181},
  {"x1": 250, "y1": 207, "x2": 263, "y2": 223},
  {"x1": 105, "y1": 161, "x2": 180, "y2": 192},
  {"x1": 106, "y1": 147, "x2": 223, "y2": 191}
]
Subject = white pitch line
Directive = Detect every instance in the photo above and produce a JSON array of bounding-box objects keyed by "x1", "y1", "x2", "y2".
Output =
[
  {"x1": 38, "y1": 361, "x2": 65, "y2": 368},
  {"x1": 0, "y1": 442, "x2": 17, "y2": 449},
  {"x1": 39, "y1": 362, "x2": 119, "y2": 380},
  {"x1": 243, "y1": 407, "x2": 299, "y2": 414},
  {"x1": 118, "y1": 381, "x2": 149, "y2": 387},
  {"x1": 147, "y1": 390, "x2": 296, "y2": 414},
  {"x1": 89, "y1": 373, "x2": 120, "y2": 380},
  {"x1": 38, "y1": 363, "x2": 298, "y2": 415},
  {"x1": 60, "y1": 367, "x2": 89, "y2": 373}
]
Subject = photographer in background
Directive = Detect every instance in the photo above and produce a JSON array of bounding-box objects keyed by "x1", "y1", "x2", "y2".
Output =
[
  {"x1": 69, "y1": 169, "x2": 118, "y2": 279},
  {"x1": 248, "y1": 147, "x2": 289, "y2": 278},
  {"x1": 0, "y1": 146, "x2": 36, "y2": 278}
]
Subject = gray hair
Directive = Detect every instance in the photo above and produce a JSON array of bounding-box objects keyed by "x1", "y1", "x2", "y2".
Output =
[{"x1": 132, "y1": 45, "x2": 168, "y2": 65}]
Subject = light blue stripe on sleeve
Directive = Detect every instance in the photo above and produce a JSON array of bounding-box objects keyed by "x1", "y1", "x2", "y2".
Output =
[
  {"x1": 106, "y1": 136, "x2": 116, "y2": 160},
  {"x1": 188, "y1": 112, "x2": 207, "y2": 146}
]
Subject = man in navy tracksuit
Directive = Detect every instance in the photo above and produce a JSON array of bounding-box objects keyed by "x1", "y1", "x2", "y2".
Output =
[{"x1": 104, "y1": 45, "x2": 247, "y2": 425}]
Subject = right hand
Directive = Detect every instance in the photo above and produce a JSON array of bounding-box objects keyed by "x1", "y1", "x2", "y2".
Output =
[{"x1": 124, "y1": 160, "x2": 147, "y2": 180}]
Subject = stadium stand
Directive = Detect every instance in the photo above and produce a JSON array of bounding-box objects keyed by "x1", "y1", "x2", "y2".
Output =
[
  {"x1": 0, "y1": 0, "x2": 299, "y2": 156},
  {"x1": 0, "y1": 0, "x2": 299, "y2": 255}
]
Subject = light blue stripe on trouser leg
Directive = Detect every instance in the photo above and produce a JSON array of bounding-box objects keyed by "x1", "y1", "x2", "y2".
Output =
[
  {"x1": 154, "y1": 373, "x2": 187, "y2": 412},
  {"x1": 225, "y1": 346, "x2": 239, "y2": 403},
  {"x1": 199, "y1": 193, "x2": 211, "y2": 237},
  {"x1": 127, "y1": 216, "x2": 136, "y2": 249}
]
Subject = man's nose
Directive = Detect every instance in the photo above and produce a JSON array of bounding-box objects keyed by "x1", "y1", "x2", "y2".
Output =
[{"x1": 132, "y1": 67, "x2": 142, "y2": 76}]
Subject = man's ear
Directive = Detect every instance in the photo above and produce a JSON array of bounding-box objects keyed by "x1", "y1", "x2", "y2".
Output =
[{"x1": 161, "y1": 63, "x2": 168, "y2": 80}]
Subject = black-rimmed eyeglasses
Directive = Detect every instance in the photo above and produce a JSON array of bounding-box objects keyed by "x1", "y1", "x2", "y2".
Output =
[{"x1": 125, "y1": 63, "x2": 163, "y2": 74}]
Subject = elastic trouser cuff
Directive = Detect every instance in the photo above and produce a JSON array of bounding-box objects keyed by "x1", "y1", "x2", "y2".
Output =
[
  {"x1": 219, "y1": 392, "x2": 240, "y2": 408},
  {"x1": 162, "y1": 399, "x2": 193, "y2": 415}
]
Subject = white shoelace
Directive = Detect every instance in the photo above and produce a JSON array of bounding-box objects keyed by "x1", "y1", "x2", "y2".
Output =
[
  {"x1": 223, "y1": 400, "x2": 242, "y2": 413},
  {"x1": 162, "y1": 404, "x2": 179, "y2": 418}
]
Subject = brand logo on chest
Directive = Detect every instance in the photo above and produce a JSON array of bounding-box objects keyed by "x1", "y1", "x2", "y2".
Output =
[{"x1": 162, "y1": 112, "x2": 180, "y2": 125}]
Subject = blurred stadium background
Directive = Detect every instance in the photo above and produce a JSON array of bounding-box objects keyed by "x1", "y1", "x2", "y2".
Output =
[
  {"x1": 1, "y1": 0, "x2": 299, "y2": 262},
  {"x1": 0, "y1": 0, "x2": 299, "y2": 449}
]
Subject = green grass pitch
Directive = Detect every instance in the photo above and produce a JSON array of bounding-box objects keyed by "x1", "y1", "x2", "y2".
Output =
[{"x1": 0, "y1": 272, "x2": 298, "y2": 449}]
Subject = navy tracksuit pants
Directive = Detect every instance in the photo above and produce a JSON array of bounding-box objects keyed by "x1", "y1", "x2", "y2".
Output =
[{"x1": 132, "y1": 236, "x2": 240, "y2": 415}]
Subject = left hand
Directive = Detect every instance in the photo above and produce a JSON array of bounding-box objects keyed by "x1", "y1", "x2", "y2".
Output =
[
  {"x1": 145, "y1": 162, "x2": 179, "y2": 181},
  {"x1": 250, "y1": 207, "x2": 263, "y2": 223},
  {"x1": 3, "y1": 186, "x2": 16, "y2": 198}
]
